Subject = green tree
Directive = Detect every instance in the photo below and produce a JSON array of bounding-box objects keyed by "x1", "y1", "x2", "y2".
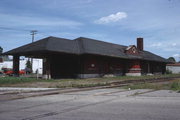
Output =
[
  {"x1": 168, "y1": 57, "x2": 176, "y2": 63},
  {"x1": 25, "y1": 59, "x2": 32, "y2": 73},
  {"x1": 0, "y1": 46, "x2": 3, "y2": 54}
]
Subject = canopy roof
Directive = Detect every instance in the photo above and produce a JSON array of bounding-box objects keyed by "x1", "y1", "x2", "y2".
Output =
[{"x1": 3, "y1": 36, "x2": 168, "y2": 62}]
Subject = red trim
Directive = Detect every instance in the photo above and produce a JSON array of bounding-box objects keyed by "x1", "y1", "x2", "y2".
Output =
[
  {"x1": 132, "y1": 65, "x2": 141, "y2": 68},
  {"x1": 167, "y1": 64, "x2": 180, "y2": 66},
  {"x1": 128, "y1": 70, "x2": 141, "y2": 73}
]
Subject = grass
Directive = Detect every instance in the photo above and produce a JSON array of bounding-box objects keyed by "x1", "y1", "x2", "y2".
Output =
[
  {"x1": 0, "y1": 77, "x2": 38, "y2": 84},
  {"x1": 123, "y1": 79, "x2": 180, "y2": 91},
  {"x1": 123, "y1": 83, "x2": 169, "y2": 90},
  {"x1": 0, "y1": 74, "x2": 180, "y2": 88},
  {"x1": 170, "y1": 80, "x2": 180, "y2": 91}
]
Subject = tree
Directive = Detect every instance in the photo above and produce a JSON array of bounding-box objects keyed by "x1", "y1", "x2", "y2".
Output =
[
  {"x1": 0, "y1": 46, "x2": 3, "y2": 63},
  {"x1": 25, "y1": 58, "x2": 32, "y2": 73},
  {"x1": 168, "y1": 57, "x2": 176, "y2": 63},
  {"x1": 0, "y1": 46, "x2": 3, "y2": 54}
]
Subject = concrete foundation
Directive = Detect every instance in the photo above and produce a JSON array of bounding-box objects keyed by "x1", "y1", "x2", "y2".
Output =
[
  {"x1": 42, "y1": 74, "x2": 51, "y2": 79},
  {"x1": 77, "y1": 74, "x2": 100, "y2": 78},
  {"x1": 125, "y1": 73, "x2": 141, "y2": 76}
]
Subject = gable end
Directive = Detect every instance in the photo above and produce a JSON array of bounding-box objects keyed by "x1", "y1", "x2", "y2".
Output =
[{"x1": 125, "y1": 45, "x2": 139, "y2": 55}]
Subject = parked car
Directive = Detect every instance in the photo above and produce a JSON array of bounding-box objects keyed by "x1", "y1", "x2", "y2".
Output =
[
  {"x1": 5, "y1": 70, "x2": 13, "y2": 75},
  {"x1": 2, "y1": 68, "x2": 25, "y2": 76},
  {"x1": 0, "y1": 71, "x2": 4, "y2": 76},
  {"x1": 19, "y1": 70, "x2": 25, "y2": 75}
]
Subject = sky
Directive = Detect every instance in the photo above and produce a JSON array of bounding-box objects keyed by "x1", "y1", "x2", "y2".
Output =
[{"x1": 0, "y1": 0, "x2": 180, "y2": 61}]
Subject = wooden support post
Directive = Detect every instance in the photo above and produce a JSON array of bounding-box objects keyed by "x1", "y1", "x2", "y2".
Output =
[
  {"x1": 162, "y1": 63, "x2": 166, "y2": 74},
  {"x1": 13, "y1": 55, "x2": 19, "y2": 77},
  {"x1": 147, "y1": 62, "x2": 150, "y2": 73},
  {"x1": 43, "y1": 58, "x2": 51, "y2": 79}
]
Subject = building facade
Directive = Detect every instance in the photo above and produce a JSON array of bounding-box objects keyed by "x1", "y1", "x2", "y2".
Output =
[
  {"x1": 3, "y1": 37, "x2": 168, "y2": 79},
  {"x1": 166, "y1": 63, "x2": 180, "y2": 74}
]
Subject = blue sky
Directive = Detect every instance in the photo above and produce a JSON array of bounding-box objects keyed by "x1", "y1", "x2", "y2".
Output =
[{"x1": 0, "y1": 0, "x2": 180, "y2": 61}]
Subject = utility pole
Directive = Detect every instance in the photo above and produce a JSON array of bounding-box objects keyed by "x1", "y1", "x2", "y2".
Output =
[
  {"x1": 30, "y1": 30, "x2": 37, "y2": 73},
  {"x1": 30, "y1": 30, "x2": 37, "y2": 42}
]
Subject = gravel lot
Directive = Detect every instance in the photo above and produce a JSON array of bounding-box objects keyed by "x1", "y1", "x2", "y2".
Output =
[{"x1": 0, "y1": 88, "x2": 180, "y2": 120}]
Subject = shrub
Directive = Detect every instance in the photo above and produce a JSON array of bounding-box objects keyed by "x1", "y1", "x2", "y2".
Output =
[
  {"x1": 166, "y1": 69, "x2": 172, "y2": 74},
  {"x1": 171, "y1": 80, "x2": 180, "y2": 91}
]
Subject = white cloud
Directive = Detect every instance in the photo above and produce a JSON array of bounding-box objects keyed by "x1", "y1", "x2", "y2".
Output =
[
  {"x1": 0, "y1": 13, "x2": 83, "y2": 28},
  {"x1": 173, "y1": 54, "x2": 180, "y2": 61},
  {"x1": 150, "y1": 43, "x2": 162, "y2": 47},
  {"x1": 172, "y1": 43, "x2": 177, "y2": 46},
  {"x1": 148, "y1": 41, "x2": 180, "y2": 51},
  {"x1": 94, "y1": 12, "x2": 127, "y2": 24},
  {"x1": 173, "y1": 54, "x2": 180, "y2": 58}
]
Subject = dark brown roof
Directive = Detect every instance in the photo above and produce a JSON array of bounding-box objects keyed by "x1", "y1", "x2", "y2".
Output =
[
  {"x1": 167, "y1": 63, "x2": 180, "y2": 66},
  {"x1": 4, "y1": 37, "x2": 79, "y2": 55},
  {"x1": 3, "y1": 36, "x2": 168, "y2": 62}
]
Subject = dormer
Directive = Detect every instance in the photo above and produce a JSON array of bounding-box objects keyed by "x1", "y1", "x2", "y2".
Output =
[{"x1": 125, "y1": 45, "x2": 139, "y2": 55}]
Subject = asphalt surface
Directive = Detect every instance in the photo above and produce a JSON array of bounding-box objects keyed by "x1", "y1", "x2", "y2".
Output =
[
  {"x1": 0, "y1": 87, "x2": 57, "y2": 91},
  {"x1": 0, "y1": 88, "x2": 180, "y2": 120}
]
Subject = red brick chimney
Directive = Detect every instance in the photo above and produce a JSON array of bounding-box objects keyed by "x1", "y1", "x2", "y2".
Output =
[{"x1": 137, "y1": 38, "x2": 143, "y2": 51}]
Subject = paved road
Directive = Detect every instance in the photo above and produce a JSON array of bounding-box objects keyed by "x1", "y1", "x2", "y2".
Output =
[
  {"x1": 0, "y1": 87, "x2": 57, "y2": 91},
  {"x1": 0, "y1": 88, "x2": 180, "y2": 120}
]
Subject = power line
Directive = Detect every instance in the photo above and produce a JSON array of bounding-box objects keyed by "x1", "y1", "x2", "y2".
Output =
[
  {"x1": 0, "y1": 26, "x2": 57, "y2": 37},
  {"x1": 0, "y1": 26, "x2": 30, "y2": 32}
]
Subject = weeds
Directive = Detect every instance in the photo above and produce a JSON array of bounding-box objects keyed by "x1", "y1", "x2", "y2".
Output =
[
  {"x1": 123, "y1": 83, "x2": 167, "y2": 90},
  {"x1": 124, "y1": 79, "x2": 180, "y2": 91},
  {"x1": 170, "y1": 80, "x2": 180, "y2": 91},
  {"x1": 0, "y1": 74, "x2": 180, "y2": 88}
]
